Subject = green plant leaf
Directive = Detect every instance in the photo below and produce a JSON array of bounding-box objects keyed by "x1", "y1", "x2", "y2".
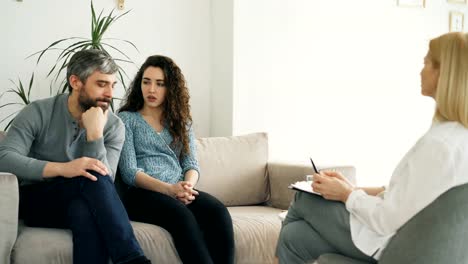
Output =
[
  {"x1": 92, "y1": 2, "x2": 104, "y2": 36},
  {"x1": 60, "y1": 81, "x2": 68, "y2": 94},
  {"x1": 113, "y1": 9, "x2": 131, "y2": 22},
  {"x1": 16, "y1": 78, "x2": 28, "y2": 104},
  {"x1": 80, "y1": 43, "x2": 92, "y2": 51},
  {"x1": 1, "y1": 110, "x2": 21, "y2": 131},
  {"x1": 27, "y1": 72, "x2": 34, "y2": 103},
  {"x1": 116, "y1": 64, "x2": 131, "y2": 79},
  {"x1": 99, "y1": 43, "x2": 131, "y2": 61},
  {"x1": 116, "y1": 69, "x2": 127, "y2": 91},
  {"x1": 92, "y1": 9, "x2": 107, "y2": 44},
  {"x1": 4, "y1": 117, "x2": 15, "y2": 130},
  {"x1": 56, "y1": 40, "x2": 90, "y2": 62},
  {"x1": 28, "y1": 37, "x2": 85, "y2": 64},
  {"x1": 113, "y1": 58, "x2": 133, "y2": 64},
  {"x1": 91, "y1": 1, "x2": 97, "y2": 26},
  {"x1": 51, "y1": 57, "x2": 71, "y2": 84},
  {"x1": 27, "y1": 47, "x2": 70, "y2": 59},
  {"x1": 99, "y1": 10, "x2": 116, "y2": 37},
  {"x1": 47, "y1": 42, "x2": 90, "y2": 79},
  {"x1": 0, "y1": 103, "x2": 23, "y2": 110},
  {"x1": 6, "y1": 74, "x2": 34, "y2": 107},
  {"x1": 49, "y1": 82, "x2": 54, "y2": 95},
  {"x1": 103, "y1": 37, "x2": 140, "y2": 53}
]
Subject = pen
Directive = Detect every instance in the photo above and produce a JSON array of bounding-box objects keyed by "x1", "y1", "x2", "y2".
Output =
[{"x1": 310, "y1": 157, "x2": 319, "y2": 174}]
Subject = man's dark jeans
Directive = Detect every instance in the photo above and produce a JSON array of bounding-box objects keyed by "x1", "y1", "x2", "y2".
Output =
[{"x1": 19, "y1": 171, "x2": 145, "y2": 264}]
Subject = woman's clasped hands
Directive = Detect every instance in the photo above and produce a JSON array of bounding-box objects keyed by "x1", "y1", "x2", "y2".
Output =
[{"x1": 169, "y1": 181, "x2": 199, "y2": 205}]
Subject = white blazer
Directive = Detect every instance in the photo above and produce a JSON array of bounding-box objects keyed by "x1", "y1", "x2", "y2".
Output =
[{"x1": 345, "y1": 121, "x2": 468, "y2": 259}]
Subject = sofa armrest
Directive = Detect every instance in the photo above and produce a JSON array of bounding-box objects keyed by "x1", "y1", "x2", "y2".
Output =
[
  {"x1": 0, "y1": 173, "x2": 18, "y2": 264},
  {"x1": 267, "y1": 162, "x2": 356, "y2": 210}
]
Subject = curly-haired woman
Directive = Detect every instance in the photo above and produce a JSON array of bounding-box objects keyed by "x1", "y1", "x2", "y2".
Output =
[{"x1": 118, "y1": 55, "x2": 234, "y2": 264}]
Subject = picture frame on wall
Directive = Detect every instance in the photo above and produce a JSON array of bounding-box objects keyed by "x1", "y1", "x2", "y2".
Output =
[
  {"x1": 450, "y1": 11, "x2": 464, "y2": 32},
  {"x1": 397, "y1": 0, "x2": 426, "y2": 7}
]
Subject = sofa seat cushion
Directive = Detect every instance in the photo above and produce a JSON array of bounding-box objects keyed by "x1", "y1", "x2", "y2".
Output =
[
  {"x1": 12, "y1": 224, "x2": 72, "y2": 264},
  {"x1": 12, "y1": 221, "x2": 181, "y2": 264},
  {"x1": 228, "y1": 206, "x2": 282, "y2": 264},
  {"x1": 11, "y1": 206, "x2": 282, "y2": 264}
]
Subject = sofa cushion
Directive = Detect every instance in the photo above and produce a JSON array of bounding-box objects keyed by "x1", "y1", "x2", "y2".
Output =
[
  {"x1": 0, "y1": 173, "x2": 18, "y2": 264},
  {"x1": 228, "y1": 206, "x2": 282, "y2": 264},
  {"x1": 12, "y1": 206, "x2": 282, "y2": 264},
  {"x1": 1, "y1": 131, "x2": 269, "y2": 207},
  {"x1": 0, "y1": 131, "x2": 5, "y2": 142},
  {"x1": 196, "y1": 133, "x2": 269, "y2": 206},
  {"x1": 12, "y1": 224, "x2": 73, "y2": 264},
  {"x1": 12, "y1": 221, "x2": 181, "y2": 264}
]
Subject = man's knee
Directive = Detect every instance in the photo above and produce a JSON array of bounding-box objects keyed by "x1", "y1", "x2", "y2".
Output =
[
  {"x1": 81, "y1": 171, "x2": 119, "y2": 201},
  {"x1": 88, "y1": 170, "x2": 111, "y2": 180},
  {"x1": 86, "y1": 170, "x2": 114, "y2": 187},
  {"x1": 68, "y1": 199, "x2": 94, "y2": 228}
]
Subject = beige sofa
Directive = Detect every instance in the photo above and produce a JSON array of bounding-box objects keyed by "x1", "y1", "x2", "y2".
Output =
[{"x1": 0, "y1": 132, "x2": 356, "y2": 264}]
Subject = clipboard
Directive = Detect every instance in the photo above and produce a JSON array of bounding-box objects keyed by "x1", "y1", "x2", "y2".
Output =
[
  {"x1": 287, "y1": 157, "x2": 322, "y2": 195},
  {"x1": 288, "y1": 181, "x2": 321, "y2": 196}
]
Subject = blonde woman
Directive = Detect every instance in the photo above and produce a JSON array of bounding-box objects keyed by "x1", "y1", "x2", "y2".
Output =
[{"x1": 275, "y1": 32, "x2": 468, "y2": 264}]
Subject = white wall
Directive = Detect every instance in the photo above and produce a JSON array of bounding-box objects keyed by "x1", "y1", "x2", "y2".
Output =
[
  {"x1": 0, "y1": 0, "x2": 212, "y2": 136},
  {"x1": 210, "y1": 0, "x2": 234, "y2": 137},
  {"x1": 232, "y1": 0, "x2": 468, "y2": 185},
  {"x1": 2, "y1": 0, "x2": 468, "y2": 186}
]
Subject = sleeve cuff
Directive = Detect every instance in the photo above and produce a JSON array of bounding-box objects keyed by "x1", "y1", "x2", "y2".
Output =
[
  {"x1": 182, "y1": 166, "x2": 200, "y2": 175},
  {"x1": 345, "y1": 189, "x2": 367, "y2": 211},
  {"x1": 30, "y1": 160, "x2": 48, "y2": 181},
  {"x1": 128, "y1": 168, "x2": 144, "y2": 187},
  {"x1": 82, "y1": 137, "x2": 106, "y2": 159}
]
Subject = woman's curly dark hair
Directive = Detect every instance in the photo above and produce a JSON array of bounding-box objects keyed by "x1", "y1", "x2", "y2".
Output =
[{"x1": 119, "y1": 55, "x2": 193, "y2": 155}]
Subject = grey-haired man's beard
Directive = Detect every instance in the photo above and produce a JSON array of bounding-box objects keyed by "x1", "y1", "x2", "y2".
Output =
[{"x1": 78, "y1": 90, "x2": 112, "y2": 112}]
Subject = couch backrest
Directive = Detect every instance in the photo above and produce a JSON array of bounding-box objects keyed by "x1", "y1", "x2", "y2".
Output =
[
  {"x1": 195, "y1": 132, "x2": 269, "y2": 206},
  {"x1": 0, "y1": 130, "x2": 270, "y2": 206}
]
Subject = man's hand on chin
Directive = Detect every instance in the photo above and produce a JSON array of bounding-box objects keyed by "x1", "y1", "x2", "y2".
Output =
[{"x1": 82, "y1": 107, "x2": 108, "y2": 141}]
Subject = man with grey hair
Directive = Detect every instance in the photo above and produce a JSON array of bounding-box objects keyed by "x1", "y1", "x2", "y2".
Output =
[{"x1": 0, "y1": 49, "x2": 151, "y2": 264}]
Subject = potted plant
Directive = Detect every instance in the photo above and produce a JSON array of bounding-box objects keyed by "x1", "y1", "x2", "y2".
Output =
[
  {"x1": 0, "y1": 74, "x2": 35, "y2": 130},
  {"x1": 0, "y1": 1, "x2": 138, "y2": 130}
]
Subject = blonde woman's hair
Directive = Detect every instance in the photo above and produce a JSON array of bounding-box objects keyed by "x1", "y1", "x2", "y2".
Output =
[{"x1": 430, "y1": 32, "x2": 468, "y2": 127}]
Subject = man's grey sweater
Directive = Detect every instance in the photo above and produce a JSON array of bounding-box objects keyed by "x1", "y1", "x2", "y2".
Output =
[{"x1": 0, "y1": 93, "x2": 124, "y2": 185}]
